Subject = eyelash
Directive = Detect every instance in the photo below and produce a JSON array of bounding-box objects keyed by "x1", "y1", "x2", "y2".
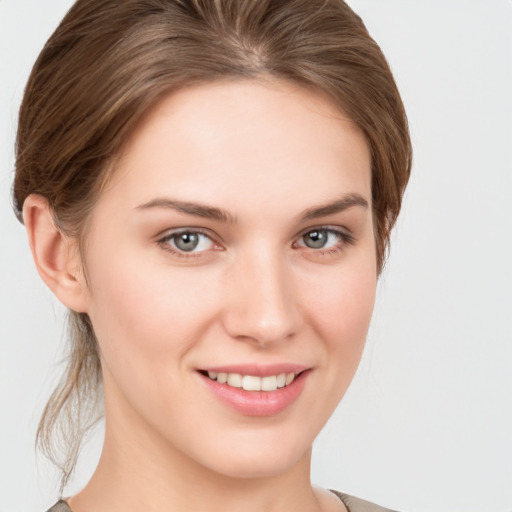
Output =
[
  {"x1": 158, "y1": 228, "x2": 217, "y2": 259},
  {"x1": 292, "y1": 227, "x2": 355, "y2": 257},
  {"x1": 157, "y1": 226, "x2": 355, "y2": 259}
]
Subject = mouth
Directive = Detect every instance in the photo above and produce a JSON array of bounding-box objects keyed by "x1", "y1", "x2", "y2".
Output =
[
  {"x1": 199, "y1": 370, "x2": 300, "y2": 391},
  {"x1": 197, "y1": 366, "x2": 311, "y2": 416}
]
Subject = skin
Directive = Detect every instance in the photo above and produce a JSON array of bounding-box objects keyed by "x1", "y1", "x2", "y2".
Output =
[{"x1": 24, "y1": 79, "x2": 376, "y2": 512}]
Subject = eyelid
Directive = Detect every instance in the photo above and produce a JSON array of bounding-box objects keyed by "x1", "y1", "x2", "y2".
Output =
[
  {"x1": 294, "y1": 225, "x2": 354, "y2": 244},
  {"x1": 292, "y1": 225, "x2": 356, "y2": 258},
  {"x1": 157, "y1": 227, "x2": 223, "y2": 256},
  {"x1": 157, "y1": 226, "x2": 220, "y2": 242}
]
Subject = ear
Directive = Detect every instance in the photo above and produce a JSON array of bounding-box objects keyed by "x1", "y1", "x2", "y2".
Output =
[{"x1": 23, "y1": 194, "x2": 88, "y2": 313}]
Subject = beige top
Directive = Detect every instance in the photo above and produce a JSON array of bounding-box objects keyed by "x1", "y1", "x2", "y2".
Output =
[
  {"x1": 47, "y1": 492, "x2": 398, "y2": 512},
  {"x1": 331, "y1": 490, "x2": 398, "y2": 512}
]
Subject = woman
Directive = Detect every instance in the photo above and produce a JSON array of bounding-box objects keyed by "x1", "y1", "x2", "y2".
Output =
[{"x1": 12, "y1": 1, "x2": 411, "y2": 511}]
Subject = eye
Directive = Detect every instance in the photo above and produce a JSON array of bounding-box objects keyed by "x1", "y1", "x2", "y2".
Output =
[
  {"x1": 301, "y1": 229, "x2": 332, "y2": 249},
  {"x1": 295, "y1": 228, "x2": 353, "y2": 252},
  {"x1": 160, "y1": 230, "x2": 216, "y2": 254}
]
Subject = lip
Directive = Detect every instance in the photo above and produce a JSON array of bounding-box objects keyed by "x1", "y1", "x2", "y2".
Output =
[
  {"x1": 197, "y1": 365, "x2": 311, "y2": 417},
  {"x1": 199, "y1": 363, "x2": 309, "y2": 377}
]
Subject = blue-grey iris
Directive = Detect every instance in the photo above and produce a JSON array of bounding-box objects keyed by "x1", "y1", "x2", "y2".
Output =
[
  {"x1": 174, "y1": 232, "x2": 199, "y2": 251},
  {"x1": 303, "y1": 230, "x2": 328, "y2": 249}
]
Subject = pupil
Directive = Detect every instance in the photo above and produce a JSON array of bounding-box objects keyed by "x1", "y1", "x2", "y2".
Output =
[
  {"x1": 175, "y1": 232, "x2": 199, "y2": 251},
  {"x1": 305, "y1": 230, "x2": 327, "y2": 249}
]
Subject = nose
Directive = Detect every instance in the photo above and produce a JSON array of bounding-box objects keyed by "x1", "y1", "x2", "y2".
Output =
[{"x1": 222, "y1": 248, "x2": 302, "y2": 347}]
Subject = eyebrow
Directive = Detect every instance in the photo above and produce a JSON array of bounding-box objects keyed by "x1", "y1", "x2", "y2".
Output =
[
  {"x1": 136, "y1": 198, "x2": 237, "y2": 224},
  {"x1": 299, "y1": 193, "x2": 369, "y2": 221},
  {"x1": 135, "y1": 193, "x2": 368, "y2": 224}
]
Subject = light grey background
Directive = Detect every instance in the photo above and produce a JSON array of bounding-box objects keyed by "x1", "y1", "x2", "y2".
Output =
[{"x1": 1, "y1": 1, "x2": 511, "y2": 511}]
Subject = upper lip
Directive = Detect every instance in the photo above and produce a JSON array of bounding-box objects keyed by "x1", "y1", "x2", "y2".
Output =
[{"x1": 197, "y1": 363, "x2": 310, "y2": 377}]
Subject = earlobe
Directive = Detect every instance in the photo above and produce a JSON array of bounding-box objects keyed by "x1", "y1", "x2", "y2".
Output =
[{"x1": 23, "y1": 194, "x2": 88, "y2": 313}]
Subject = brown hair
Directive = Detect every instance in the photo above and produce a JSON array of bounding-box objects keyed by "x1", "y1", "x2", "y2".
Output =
[{"x1": 13, "y1": 0, "x2": 411, "y2": 490}]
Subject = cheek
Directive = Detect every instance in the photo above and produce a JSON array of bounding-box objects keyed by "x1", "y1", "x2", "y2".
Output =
[
  {"x1": 84, "y1": 243, "x2": 218, "y2": 381},
  {"x1": 84, "y1": 252, "x2": 227, "y2": 440},
  {"x1": 302, "y1": 253, "x2": 377, "y2": 389},
  {"x1": 306, "y1": 260, "x2": 376, "y2": 345}
]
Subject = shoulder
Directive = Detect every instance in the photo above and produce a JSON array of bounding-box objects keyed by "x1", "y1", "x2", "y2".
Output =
[
  {"x1": 331, "y1": 490, "x2": 400, "y2": 512},
  {"x1": 46, "y1": 500, "x2": 72, "y2": 512}
]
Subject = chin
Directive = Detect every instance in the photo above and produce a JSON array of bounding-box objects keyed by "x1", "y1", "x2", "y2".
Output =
[
  {"x1": 208, "y1": 452, "x2": 308, "y2": 480},
  {"x1": 187, "y1": 430, "x2": 313, "y2": 481}
]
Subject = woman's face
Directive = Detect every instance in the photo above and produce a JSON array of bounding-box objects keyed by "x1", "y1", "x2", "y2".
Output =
[{"x1": 82, "y1": 79, "x2": 376, "y2": 479}]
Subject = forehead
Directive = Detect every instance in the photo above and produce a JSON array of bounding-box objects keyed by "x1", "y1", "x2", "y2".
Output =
[{"x1": 99, "y1": 79, "x2": 372, "y2": 218}]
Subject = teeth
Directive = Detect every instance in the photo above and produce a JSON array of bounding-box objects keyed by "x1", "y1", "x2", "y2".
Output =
[
  {"x1": 242, "y1": 375, "x2": 261, "y2": 391},
  {"x1": 227, "y1": 373, "x2": 242, "y2": 388},
  {"x1": 261, "y1": 375, "x2": 277, "y2": 391},
  {"x1": 206, "y1": 371, "x2": 297, "y2": 391}
]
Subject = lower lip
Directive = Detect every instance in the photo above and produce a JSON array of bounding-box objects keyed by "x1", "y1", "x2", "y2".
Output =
[{"x1": 199, "y1": 371, "x2": 310, "y2": 417}]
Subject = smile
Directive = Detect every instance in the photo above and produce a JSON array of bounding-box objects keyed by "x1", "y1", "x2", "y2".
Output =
[
  {"x1": 205, "y1": 371, "x2": 296, "y2": 391},
  {"x1": 198, "y1": 366, "x2": 310, "y2": 416}
]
